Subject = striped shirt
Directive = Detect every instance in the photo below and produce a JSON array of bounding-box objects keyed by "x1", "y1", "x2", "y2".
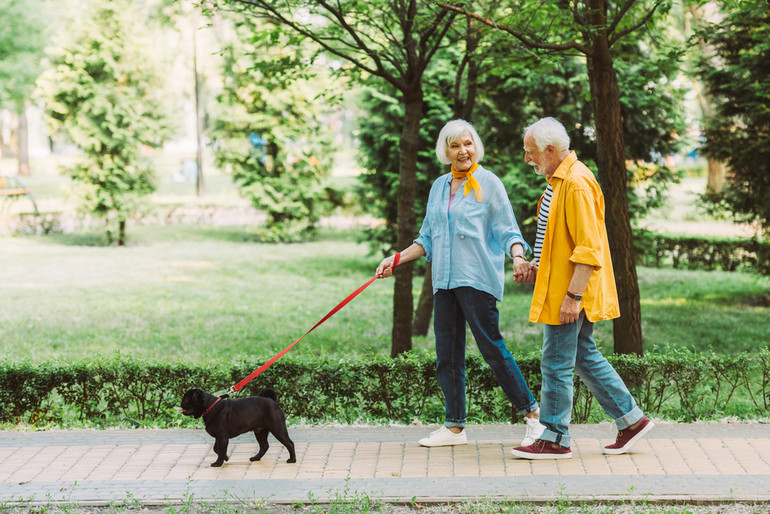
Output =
[{"x1": 533, "y1": 183, "x2": 553, "y2": 264}]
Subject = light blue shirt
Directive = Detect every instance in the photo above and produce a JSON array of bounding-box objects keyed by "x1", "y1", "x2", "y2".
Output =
[{"x1": 415, "y1": 165, "x2": 530, "y2": 301}]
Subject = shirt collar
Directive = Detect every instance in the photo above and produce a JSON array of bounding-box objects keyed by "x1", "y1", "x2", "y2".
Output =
[{"x1": 547, "y1": 151, "x2": 577, "y2": 184}]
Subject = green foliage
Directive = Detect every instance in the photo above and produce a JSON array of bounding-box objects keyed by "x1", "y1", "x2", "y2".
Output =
[
  {"x1": 210, "y1": 15, "x2": 339, "y2": 242},
  {"x1": 1, "y1": 349, "x2": 768, "y2": 428},
  {"x1": 354, "y1": 19, "x2": 688, "y2": 251},
  {"x1": 0, "y1": 0, "x2": 47, "y2": 109},
  {"x1": 355, "y1": 78, "x2": 451, "y2": 255},
  {"x1": 634, "y1": 228, "x2": 769, "y2": 275},
  {"x1": 696, "y1": 0, "x2": 770, "y2": 236},
  {"x1": 37, "y1": 0, "x2": 175, "y2": 245}
]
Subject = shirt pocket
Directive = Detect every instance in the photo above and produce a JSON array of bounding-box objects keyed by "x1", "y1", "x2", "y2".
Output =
[{"x1": 456, "y1": 200, "x2": 489, "y2": 240}]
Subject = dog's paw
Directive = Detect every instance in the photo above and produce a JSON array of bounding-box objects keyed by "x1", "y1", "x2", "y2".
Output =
[
  {"x1": 249, "y1": 456, "x2": 262, "y2": 462},
  {"x1": 287, "y1": 457, "x2": 296, "y2": 463},
  {"x1": 211, "y1": 461, "x2": 224, "y2": 467}
]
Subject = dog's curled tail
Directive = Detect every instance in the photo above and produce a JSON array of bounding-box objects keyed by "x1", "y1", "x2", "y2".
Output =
[{"x1": 257, "y1": 387, "x2": 278, "y2": 403}]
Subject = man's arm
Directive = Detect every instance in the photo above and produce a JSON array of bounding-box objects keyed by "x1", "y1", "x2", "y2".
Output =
[{"x1": 559, "y1": 263, "x2": 593, "y2": 324}]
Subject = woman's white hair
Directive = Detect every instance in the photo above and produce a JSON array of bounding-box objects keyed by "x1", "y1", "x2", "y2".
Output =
[
  {"x1": 525, "y1": 117, "x2": 570, "y2": 152},
  {"x1": 435, "y1": 119, "x2": 485, "y2": 165}
]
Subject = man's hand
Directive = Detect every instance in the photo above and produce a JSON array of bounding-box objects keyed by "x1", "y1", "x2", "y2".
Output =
[
  {"x1": 559, "y1": 295, "x2": 581, "y2": 324},
  {"x1": 513, "y1": 260, "x2": 537, "y2": 285}
]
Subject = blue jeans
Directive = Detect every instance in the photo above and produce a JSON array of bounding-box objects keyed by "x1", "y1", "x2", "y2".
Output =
[
  {"x1": 434, "y1": 287, "x2": 538, "y2": 429},
  {"x1": 540, "y1": 311, "x2": 644, "y2": 447}
]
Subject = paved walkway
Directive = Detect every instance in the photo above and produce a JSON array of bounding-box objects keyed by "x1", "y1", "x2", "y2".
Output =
[{"x1": 1, "y1": 423, "x2": 769, "y2": 507}]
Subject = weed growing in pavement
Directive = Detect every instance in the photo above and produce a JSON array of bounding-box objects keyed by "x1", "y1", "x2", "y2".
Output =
[
  {"x1": 104, "y1": 492, "x2": 143, "y2": 512},
  {"x1": 0, "y1": 497, "x2": 34, "y2": 514},
  {"x1": 163, "y1": 478, "x2": 197, "y2": 514},
  {"x1": 286, "y1": 478, "x2": 386, "y2": 512}
]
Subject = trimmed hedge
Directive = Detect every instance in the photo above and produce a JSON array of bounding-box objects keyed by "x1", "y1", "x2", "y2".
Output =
[
  {"x1": 2, "y1": 349, "x2": 768, "y2": 428},
  {"x1": 634, "y1": 228, "x2": 769, "y2": 275}
]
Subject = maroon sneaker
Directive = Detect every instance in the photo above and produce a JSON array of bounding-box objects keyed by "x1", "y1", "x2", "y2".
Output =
[
  {"x1": 511, "y1": 439, "x2": 572, "y2": 460},
  {"x1": 603, "y1": 416, "x2": 654, "y2": 455}
]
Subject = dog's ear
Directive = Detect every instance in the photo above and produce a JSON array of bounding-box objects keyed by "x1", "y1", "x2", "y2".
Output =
[{"x1": 192, "y1": 389, "x2": 206, "y2": 417}]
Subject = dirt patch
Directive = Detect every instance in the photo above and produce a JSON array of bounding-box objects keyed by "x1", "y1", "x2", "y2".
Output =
[{"x1": 745, "y1": 293, "x2": 770, "y2": 307}]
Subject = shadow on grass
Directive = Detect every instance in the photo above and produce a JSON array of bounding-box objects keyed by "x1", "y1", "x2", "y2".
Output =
[{"x1": 43, "y1": 225, "x2": 365, "y2": 247}]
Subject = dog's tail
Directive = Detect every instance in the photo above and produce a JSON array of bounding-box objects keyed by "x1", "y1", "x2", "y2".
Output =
[{"x1": 257, "y1": 387, "x2": 278, "y2": 403}]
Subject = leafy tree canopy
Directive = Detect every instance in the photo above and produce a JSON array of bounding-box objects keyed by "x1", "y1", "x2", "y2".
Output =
[
  {"x1": 355, "y1": 17, "x2": 687, "y2": 248},
  {"x1": 0, "y1": 0, "x2": 47, "y2": 109},
  {"x1": 37, "y1": 0, "x2": 175, "y2": 245},
  {"x1": 697, "y1": 0, "x2": 770, "y2": 236},
  {"x1": 210, "y1": 14, "x2": 341, "y2": 242}
]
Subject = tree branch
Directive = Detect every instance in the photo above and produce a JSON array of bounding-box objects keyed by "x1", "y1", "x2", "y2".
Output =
[
  {"x1": 418, "y1": 9, "x2": 458, "y2": 75},
  {"x1": 437, "y1": 2, "x2": 592, "y2": 55},
  {"x1": 226, "y1": 0, "x2": 405, "y2": 91},
  {"x1": 609, "y1": 0, "x2": 667, "y2": 46}
]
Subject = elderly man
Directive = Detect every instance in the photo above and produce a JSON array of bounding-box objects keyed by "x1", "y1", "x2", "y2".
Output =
[{"x1": 511, "y1": 117, "x2": 653, "y2": 459}]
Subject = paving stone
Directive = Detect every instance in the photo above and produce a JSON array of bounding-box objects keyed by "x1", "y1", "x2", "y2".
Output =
[{"x1": 0, "y1": 423, "x2": 768, "y2": 506}]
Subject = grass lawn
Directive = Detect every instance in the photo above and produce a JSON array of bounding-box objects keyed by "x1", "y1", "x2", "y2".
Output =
[{"x1": 2, "y1": 224, "x2": 768, "y2": 365}]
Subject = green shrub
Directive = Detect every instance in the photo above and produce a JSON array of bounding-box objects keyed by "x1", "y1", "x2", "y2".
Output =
[
  {"x1": 1, "y1": 349, "x2": 767, "y2": 428},
  {"x1": 634, "y1": 228, "x2": 769, "y2": 275}
]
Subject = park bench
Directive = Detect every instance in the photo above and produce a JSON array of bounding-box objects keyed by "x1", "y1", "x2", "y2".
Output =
[{"x1": 0, "y1": 174, "x2": 39, "y2": 214}]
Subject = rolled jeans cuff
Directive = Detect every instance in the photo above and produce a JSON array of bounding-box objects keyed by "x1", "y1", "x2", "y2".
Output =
[
  {"x1": 615, "y1": 406, "x2": 644, "y2": 430},
  {"x1": 517, "y1": 400, "x2": 539, "y2": 417},
  {"x1": 444, "y1": 420, "x2": 465, "y2": 429},
  {"x1": 540, "y1": 428, "x2": 570, "y2": 448}
]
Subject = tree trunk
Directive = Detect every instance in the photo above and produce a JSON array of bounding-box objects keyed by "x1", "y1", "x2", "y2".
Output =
[
  {"x1": 118, "y1": 218, "x2": 127, "y2": 246},
  {"x1": 412, "y1": 266, "x2": 433, "y2": 336},
  {"x1": 193, "y1": 10, "x2": 205, "y2": 198},
  {"x1": 392, "y1": 86, "x2": 423, "y2": 357},
  {"x1": 17, "y1": 108, "x2": 30, "y2": 176},
  {"x1": 686, "y1": 3, "x2": 727, "y2": 195},
  {"x1": 706, "y1": 159, "x2": 726, "y2": 195},
  {"x1": 586, "y1": 0, "x2": 643, "y2": 356}
]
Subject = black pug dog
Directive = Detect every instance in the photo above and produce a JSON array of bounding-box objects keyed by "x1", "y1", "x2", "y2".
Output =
[{"x1": 180, "y1": 387, "x2": 296, "y2": 467}]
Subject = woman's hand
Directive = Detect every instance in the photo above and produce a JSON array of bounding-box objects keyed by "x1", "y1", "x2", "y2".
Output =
[
  {"x1": 375, "y1": 243, "x2": 425, "y2": 278},
  {"x1": 376, "y1": 255, "x2": 399, "y2": 278},
  {"x1": 513, "y1": 260, "x2": 537, "y2": 285}
]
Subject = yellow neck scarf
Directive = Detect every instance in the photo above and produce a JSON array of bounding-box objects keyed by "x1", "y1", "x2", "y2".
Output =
[{"x1": 451, "y1": 162, "x2": 483, "y2": 202}]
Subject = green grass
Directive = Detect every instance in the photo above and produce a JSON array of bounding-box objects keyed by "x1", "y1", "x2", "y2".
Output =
[{"x1": 2, "y1": 224, "x2": 768, "y2": 365}]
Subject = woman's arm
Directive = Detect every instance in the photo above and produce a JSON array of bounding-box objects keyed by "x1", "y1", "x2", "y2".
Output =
[{"x1": 376, "y1": 243, "x2": 426, "y2": 278}]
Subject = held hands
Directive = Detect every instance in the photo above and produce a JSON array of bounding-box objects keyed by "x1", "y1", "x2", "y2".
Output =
[{"x1": 513, "y1": 259, "x2": 537, "y2": 285}]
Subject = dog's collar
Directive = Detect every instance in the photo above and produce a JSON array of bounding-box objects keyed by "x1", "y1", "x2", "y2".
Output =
[{"x1": 201, "y1": 396, "x2": 221, "y2": 417}]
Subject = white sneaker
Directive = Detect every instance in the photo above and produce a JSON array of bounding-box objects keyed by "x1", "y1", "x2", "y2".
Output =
[
  {"x1": 418, "y1": 426, "x2": 467, "y2": 447},
  {"x1": 521, "y1": 417, "x2": 546, "y2": 447}
]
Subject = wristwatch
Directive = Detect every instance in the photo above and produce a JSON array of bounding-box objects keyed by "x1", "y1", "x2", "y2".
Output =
[{"x1": 566, "y1": 291, "x2": 583, "y2": 301}]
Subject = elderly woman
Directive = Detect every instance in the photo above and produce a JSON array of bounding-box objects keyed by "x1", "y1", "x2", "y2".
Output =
[{"x1": 377, "y1": 119, "x2": 544, "y2": 448}]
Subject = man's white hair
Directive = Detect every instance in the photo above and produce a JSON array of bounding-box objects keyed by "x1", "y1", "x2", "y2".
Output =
[
  {"x1": 525, "y1": 117, "x2": 570, "y2": 152},
  {"x1": 435, "y1": 119, "x2": 485, "y2": 165}
]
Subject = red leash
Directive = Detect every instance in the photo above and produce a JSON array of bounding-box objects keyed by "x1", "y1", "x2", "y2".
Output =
[
  {"x1": 229, "y1": 252, "x2": 400, "y2": 395},
  {"x1": 202, "y1": 396, "x2": 221, "y2": 417}
]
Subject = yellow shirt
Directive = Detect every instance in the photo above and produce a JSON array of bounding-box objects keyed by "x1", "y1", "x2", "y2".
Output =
[{"x1": 529, "y1": 152, "x2": 620, "y2": 325}]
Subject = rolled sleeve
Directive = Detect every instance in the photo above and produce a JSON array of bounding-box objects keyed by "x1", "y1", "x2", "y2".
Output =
[
  {"x1": 504, "y1": 234, "x2": 530, "y2": 259},
  {"x1": 415, "y1": 233, "x2": 432, "y2": 262}
]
